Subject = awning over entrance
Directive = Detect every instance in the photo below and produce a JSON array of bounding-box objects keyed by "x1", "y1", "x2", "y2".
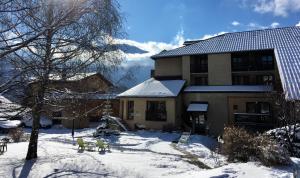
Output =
[{"x1": 187, "y1": 103, "x2": 208, "y2": 112}]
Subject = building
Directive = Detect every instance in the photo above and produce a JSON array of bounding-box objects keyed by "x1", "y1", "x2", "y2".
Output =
[
  {"x1": 118, "y1": 26, "x2": 300, "y2": 136},
  {"x1": 27, "y1": 73, "x2": 119, "y2": 129}
]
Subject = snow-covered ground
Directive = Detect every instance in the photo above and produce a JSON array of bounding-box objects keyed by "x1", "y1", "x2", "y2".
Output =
[{"x1": 0, "y1": 127, "x2": 299, "y2": 178}]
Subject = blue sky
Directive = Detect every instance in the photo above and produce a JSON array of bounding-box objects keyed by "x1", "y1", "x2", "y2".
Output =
[
  {"x1": 116, "y1": 0, "x2": 300, "y2": 85},
  {"x1": 120, "y1": 0, "x2": 300, "y2": 43}
]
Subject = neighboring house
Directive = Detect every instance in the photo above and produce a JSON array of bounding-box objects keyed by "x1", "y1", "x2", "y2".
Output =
[
  {"x1": 0, "y1": 95, "x2": 23, "y2": 132},
  {"x1": 27, "y1": 73, "x2": 119, "y2": 129},
  {"x1": 0, "y1": 95, "x2": 23, "y2": 120},
  {"x1": 118, "y1": 26, "x2": 300, "y2": 136}
]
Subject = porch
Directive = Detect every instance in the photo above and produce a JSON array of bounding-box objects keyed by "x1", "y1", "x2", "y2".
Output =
[{"x1": 185, "y1": 102, "x2": 209, "y2": 134}]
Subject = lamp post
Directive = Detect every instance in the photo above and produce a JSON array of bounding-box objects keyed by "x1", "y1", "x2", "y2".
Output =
[{"x1": 72, "y1": 118, "x2": 75, "y2": 138}]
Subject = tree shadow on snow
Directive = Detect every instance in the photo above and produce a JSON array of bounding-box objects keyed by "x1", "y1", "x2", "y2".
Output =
[
  {"x1": 43, "y1": 169, "x2": 109, "y2": 178},
  {"x1": 13, "y1": 159, "x2": 36, "y2": 178}
]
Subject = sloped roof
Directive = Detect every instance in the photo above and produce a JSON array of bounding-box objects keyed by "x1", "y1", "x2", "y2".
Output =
[
  {"x1": 49, "y1": 72, "x2": 97, "y2": 81},
  {"x1": 187, "y1": 103, "x2": 208, "y2": 112},
  {"x1": 30, "y1": 72, "x2": 113, "y2": 87},
  {"x1": 118, "y1": 78, "x2": 185, "y2": 98},
  {"x1": 152, "y1": 26, "x2": 300, "y2": 100},
  {"x1": 0, "y1": 95, "x2": 23, "y2": 119}
]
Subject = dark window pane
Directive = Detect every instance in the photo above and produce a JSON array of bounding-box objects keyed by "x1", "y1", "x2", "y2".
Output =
[
  {"x1": 127, "y1": 101, "x2": 134, "y2": 120},
  {"x1": 246, "y1": 102, "x2": 256, "y2": 113},
  {"x1": 232, "y1": 50, "x2": 274, "y2": 71},
  {"x1": 146, "y1": 101, "x2": 167, "y2": 121},
  {"x1": 190, "y1": 55, "x2": 208, "y2": 73},
  {"x1": 52, "y1": 111, "x2": 62, "y2": 117},
  {"x1": 232, "y1": 75, "x2": 251, "y2": 85},
  {"x1": 259, "y1": 102, "x2": 270, "y2": 114},
  {"x1": 193, "y1": 76, "x2": 208, "y2": 85},
  {"x1": 246, "y1": 102, "x2": 271, "y2": 114}
]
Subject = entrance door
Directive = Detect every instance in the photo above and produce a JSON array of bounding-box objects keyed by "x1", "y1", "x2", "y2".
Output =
[{"x1": 190, "y1": 113, "x2": 207, "y2": 134}]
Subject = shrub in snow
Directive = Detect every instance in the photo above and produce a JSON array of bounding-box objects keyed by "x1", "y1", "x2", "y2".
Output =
[
  {"x1": 8, "y1": 128, "x2": 24, "y2": 142},
  {"x1": 222, "y1": 126, "x2": 292, "y2": 166},
  {"x1": 93, "y1": 116, "x2": 127, "y2": 137},
  {"x1": 222, "y1": 126, "x2": 256, "y2": 162},
  {"x1": 267, "y1": 124, "x2": 300, "y2": 157},
  {"x1": 255, "y1": 135, "x2": 291, "y2": 166}
]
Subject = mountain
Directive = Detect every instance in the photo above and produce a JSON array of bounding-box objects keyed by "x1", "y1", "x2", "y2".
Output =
[{"x1": 116, "y1": 44, "x2": 148, "y2": 54}]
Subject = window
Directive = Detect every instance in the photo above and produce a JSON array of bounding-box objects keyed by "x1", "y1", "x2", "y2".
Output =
[
  {"x1": 146, "y1": 101, "x2": 167, "y2": 121},
  {"x1": 246, "y1": 102, "x2": 270, "y2": 114},
  {"x1": 233, "y1": 105, "x2": 238, "y2": 110},
  {"x1": 52, "y1": 111, "x2": 62, "y2": 117},
  {"x1": 232, "y1": 50, "x2": 274, "y2": 71},
  {"x1": 232, "y1": 57, "x2": 248, "y2": 71},
  {"x1": 246, "y1": 102, "x2": 256, "y2": 113},
  {"x1": 192, "y1": 76, "x2": 208, "y2": 85},
  {"x1": 232, "y1": 75, "x2": 250, "y2": 85},
  {"x1": 259, "y1": 102, "x2": 270, "y2": 114},
  {"x1": 261, "y1": 56, "x2": 274, "y2": 70},
  {"x1": 127, "y1": 101, "x2": 134, "y2": 120},
  {"x1": 190, "y1": 55, "x2": 208, "y2": 73},
  {"x1": 52, "y1": 111, "x2": 62, "y2": 125}
]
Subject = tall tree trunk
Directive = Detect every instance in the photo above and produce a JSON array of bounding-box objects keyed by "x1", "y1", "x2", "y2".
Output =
[
  {"x1": 25, "y1": 89, "x2": 44, "y2": 160},
  {"x1": 26, "y1": 3, "x2": 53, "y2": 159}
]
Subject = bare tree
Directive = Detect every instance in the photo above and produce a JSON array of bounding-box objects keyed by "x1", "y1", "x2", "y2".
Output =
[{"x1": 0, "y1": 0, "x2": 123, "y2": 160}]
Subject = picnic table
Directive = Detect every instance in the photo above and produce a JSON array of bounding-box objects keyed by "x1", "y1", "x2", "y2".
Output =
[{"x1": 86, "y1": 142, "x2": 96, "y2": 151}]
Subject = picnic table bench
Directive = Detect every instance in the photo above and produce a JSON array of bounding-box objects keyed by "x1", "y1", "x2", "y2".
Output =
[{"x1": 0, "y1": 138, "x2": 9, "y2": 153}]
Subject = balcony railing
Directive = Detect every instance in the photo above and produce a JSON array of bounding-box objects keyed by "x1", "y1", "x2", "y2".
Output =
[{"x1": 234, "y1": 113, "x2": 275, "y2": 132}]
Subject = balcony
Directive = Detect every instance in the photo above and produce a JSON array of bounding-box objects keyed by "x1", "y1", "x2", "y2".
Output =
[{"x1": 234, "y1": 113, "x2": 275, "y2": 132}]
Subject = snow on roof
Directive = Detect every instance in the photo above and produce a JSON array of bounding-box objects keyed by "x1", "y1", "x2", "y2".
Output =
[
  {"x1": 152, "y1": 26, "x2": 300, "y2": 100},
  {"x1": 187, "y1": 103, "x2": 208, "y2": 112},
  {"x1": 184, "y1": 85, "x2": 273, "y2": 93},
  {"x1": 0, "y1": 95, "x2": 23, "y2": 118},
  {"x1": 0, "y1": 120, "x2": 22, "y2": 129},
  {"x1": 118, "y1": 78, "x2": 186, "y2": 98},
  {"x1": 46, "y1": 92, "x2": 117, "y2": 100},
  {"x1": 29, "y1": 72, "x2": 98, "y2": 83},
  {"x1": 49, "y1": 72, "x2": 97, "y2": 81}
]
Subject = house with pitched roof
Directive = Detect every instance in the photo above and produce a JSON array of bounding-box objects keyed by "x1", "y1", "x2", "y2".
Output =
[
  {"x1": 27, "y1": 73, "x2": 119, "y2": 129},
  {"x1": 118, "y1": 26, "x2": 300, "y2": 136}
]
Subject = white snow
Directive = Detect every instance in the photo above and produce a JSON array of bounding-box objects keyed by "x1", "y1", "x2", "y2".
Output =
[
  {"x1": 22, "y1": 114, "x2": 53, "y2": 128},
  {"x1": 171, "y1": 162, "x2": 295, "y2": 178},
  {"x1": 0, "y1": 127, "x2": 298, "y2": 178},
  {"x1": 108, "y1": 116, "x2": 128, "y2": 131},
  {"x1": 0, "y1": 120, "x2": 22, "y2": 129},
  {"x1": 49, "y1": 72, "x2": 97, "y2": 81},
  {"x1": 187, "y1": 103, "x2": 208, "y2": 112},
  {"x1": 118, "y1": 78, "x2": 185, "y2": 97},
  {"x1": 178, "y1": 135, "x2": 226, "y2": 168},
  {"x1": 184, "y1": 85, "x2": 273, "y2": 93}
]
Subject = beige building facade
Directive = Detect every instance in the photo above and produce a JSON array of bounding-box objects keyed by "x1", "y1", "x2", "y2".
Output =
[
  {"x1": 117, "y1": 26, "x2": 300, "y2": 136},
  {"x1": 118, "y1": 49, "x2": 278, "y2": 135}
]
